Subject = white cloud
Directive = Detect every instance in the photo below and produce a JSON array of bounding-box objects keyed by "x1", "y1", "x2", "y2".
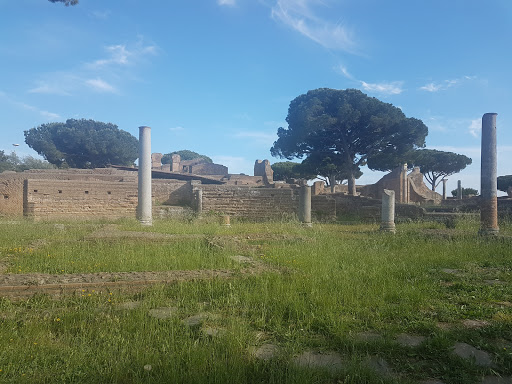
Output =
[
  {"x1": 468, "y1": 118, "x2": 481, "y2": 138},
  {"x1": 88, "y1": 41, "x2": 157, "y2": 69},
  {"x1": 218, "y1": 0, "x2": 236, "y2": 5},
  {"x1": 169, "y1": 126, "x2": 185, "y2": 132},
  {"x1": 28, "y1": 37, "x2": 158, "y2": 97},
  {"x1": 271, "y1": 0, "x2": 356, "y2": 52},
  {"x1": 361, "y1": 81, "x2": 403, "y2": 95},
  {"x1": 419, "y1": 76, "x2": 476, "y2": 92},
  {"x1": 85, "y1": 78, "x2": 117, "y2": 93},
  {"x1": 90, "y1": 10, "x2": 111, "y2": 19},
  {"x1": 336, "y1": 65, "x2": 355, "y2": 80}
]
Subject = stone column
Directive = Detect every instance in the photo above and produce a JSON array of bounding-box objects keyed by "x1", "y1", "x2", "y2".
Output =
[
  {"x1": 137, "y1": 126, "x2": 152, "y2": 226},
  {"x1": 457, "y1": 180, "x2": 462, "y2": 200},
  {"x1": 442, "y1": 179, "x2": 448, "y2": 200},
  {"x1": 194, "y1": 189, "x2": 203, "y2": 215},
  {"x1": 480, "y1": 113, "x2": 499, "y2": 235},
  {"x1": 380, "y1": 189, "x2": 396, "y2": 233},
  {"x1": 298, "y1": 185, "x2": 312, "y2": 227}
]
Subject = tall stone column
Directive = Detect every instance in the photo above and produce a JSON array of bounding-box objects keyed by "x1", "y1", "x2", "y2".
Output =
[
  {"x1": 457, "y1": 180, "x2": 462, "y2": 200},
  {"x1": 480, "y1": 113, "x2": 499, "y2": 235},
  {"x1": 442, "y1": 179, "x2": 448, "y2": 200},
  {"x1": 380, "y1": 189, "x2": 396, "y2": 233},
  {"x1": 137, "y1": 126, "x2": 152, "y2": 226},
  {"x1": 298, "y1": 185, "x2": 312, "y2": 227}
]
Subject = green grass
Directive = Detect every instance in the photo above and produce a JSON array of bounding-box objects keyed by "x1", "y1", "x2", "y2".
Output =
[{"x1": 0, "y1": 217, "x2": 511, "y2": 383}]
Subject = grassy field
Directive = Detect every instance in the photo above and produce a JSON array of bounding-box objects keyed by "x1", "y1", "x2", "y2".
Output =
[{"x1": 0, "y1": 217, "x2": 511, "y2": 383}]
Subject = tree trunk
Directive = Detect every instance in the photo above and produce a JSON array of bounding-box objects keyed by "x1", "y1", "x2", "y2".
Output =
[{"x1": 348, "y1": 173, "x2": 356, "y2": 196}]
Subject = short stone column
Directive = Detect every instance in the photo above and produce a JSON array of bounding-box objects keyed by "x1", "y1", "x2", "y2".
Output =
[
  {"x1": 457, "y1": 180, "x2": 462, "y2": 200},
  {"x1": 221, "y1": 215, "x2": 231, "y2": 227},
  {"x1": 137, "y1": 126, "x2": 152, "y2": 226},
  {"x1": 298, "y1": 185, "x2": 312, "y2": 227},
  {"x1": 480, "y1": 113, "x2": 499, "y2": 235},
  {"x1": 380, "y1": 189, "x2": 396, "y2": 233},
  {"x1": 442, "y1": 179, "x2": 448, "y2": 200}
]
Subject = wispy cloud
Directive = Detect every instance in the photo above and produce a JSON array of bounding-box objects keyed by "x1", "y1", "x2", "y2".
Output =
[
  {"x1": 361, "y1": 81, "x2": 403, "y2": 95},
  {"x1": 169, "y1": 126, "x2": 185, "y2": 132},
  {"x1": 271, "y1": 0, "x2": 356, "y2": 52},
  {"x1": 28, "y1": 37, "x2": 158, "y2": 96},
  {"x1": 419, "y1": 76, "x2": 476, "y2": 92},
  {"x1": 85, "y1": 78, "x2": 117, "y2": 93},
  {"x1": 90, "y1": 10, "x2": 111, "y2": 20},
  {"x1": 87, "y1": 41, "x2": 157, "y2": 69},
  {"x1": 218, "y1": 0, "x2": 236, "y2": 6},
  {"x1": 0, "y1": 91, "x2": 60, "y2": 121},
  {"x1": 468, "y1": 118, "x2": 481, "y2": 138},
  {"x1": 336, "y1": 65, "x2": 403, "y2": 95}
]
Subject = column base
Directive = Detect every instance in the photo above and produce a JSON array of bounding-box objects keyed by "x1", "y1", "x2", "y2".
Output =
[
  {"x1": 478, "y1": 228, "x2": 499, "y2": 236},
  {"x1": 380, "y1": 222, "x2": 396, "y2": 233}
]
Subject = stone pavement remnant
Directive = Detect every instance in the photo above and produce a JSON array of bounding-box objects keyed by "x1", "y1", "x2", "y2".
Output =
[
  {"x1": 480, "y1": 113, "x2": 499, "y2": 235},
  {"x1": 183, "y1": 313, "x2": 208, "y2": 328},
  {"x1": 251, "y1": 344, "x2": 279, "y2": 360},
  {"x1": 452, "y1": 342, "x2": 493, "y2": 367},
  {"x1": 148, "y1": 307, "x2": 178, "y2": 319},
  {"x1": 292, "y1": 351, "x2": 344, "y2": 373},
  {"x1": 365, "y1": 355, "x2": 393, "y2": 377},
  {"x1": 395, "y1": 334, "x2": 426, "y2": 348},
  {"x1": 298, "y1": 185, "x2": 312, "y2": 227},
  {"x1": 380, "y1": 189, "x2": 396, "y2": 233},
  {"x1": 462, "y1": 319, "x2": 490, "y2": 329},
  {"x1": 137, "y1": 126, "x2": 152, "y2": 226}
]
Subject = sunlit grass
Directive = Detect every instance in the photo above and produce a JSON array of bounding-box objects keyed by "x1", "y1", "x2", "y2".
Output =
[{"x1": 0, "y1": 217, "x2": 511, "y2": 383}]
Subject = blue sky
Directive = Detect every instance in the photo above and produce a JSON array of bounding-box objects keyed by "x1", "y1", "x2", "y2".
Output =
[{"x1": 1, "y1": 0, "x2": 511, "y2": 195}]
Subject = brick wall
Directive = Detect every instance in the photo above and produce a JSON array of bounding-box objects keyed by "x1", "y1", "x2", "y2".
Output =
[
  {"x1": 200, "y1": 185, "x2": 298, "y2": 220},
  {"x1": 25, "y1": 179, "x2": 138, "y2": 220}
]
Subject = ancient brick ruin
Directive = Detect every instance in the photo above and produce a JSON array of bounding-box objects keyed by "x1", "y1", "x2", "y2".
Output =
[{"x1": 2, "y1": 155, "x2": 506, "y2": 222}]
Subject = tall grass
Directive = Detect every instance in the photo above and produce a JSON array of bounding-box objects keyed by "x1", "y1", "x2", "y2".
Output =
[{"x1": 0, "y1": 217, "x2": 511, "y2": 383}]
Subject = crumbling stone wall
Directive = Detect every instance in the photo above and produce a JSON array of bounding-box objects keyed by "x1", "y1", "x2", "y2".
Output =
[{"x1": 254, "y1": 160, "x2": 273, "y2": 185}]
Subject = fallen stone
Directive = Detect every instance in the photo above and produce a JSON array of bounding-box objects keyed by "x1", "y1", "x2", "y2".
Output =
[
  {"x1": 395, "y1": 334, "x2": 426, "y2": 348},
  {"x1": 441, "y1": 268, "x2": 462, "y2": 275},
  {"x1": 202, "y1": 327, "x2": 224, "y2": 338},
  {"x1": 183, "y1": 313, "x2": 207, "y2": 327},
  {"x1": 462, "y1": 319, "x2": 490, "y2": 329},
  {"x1": 230, "y1": 255, "x2": 254, "y2": 263},
  {"x1": 484, "y1": 280, "x2": 506, "y2": 286},
  {"x1": 365, "y1": 355, "x2": 393, "y2": 377},
  {"x1": 452, "y1": 342, "x2": 493, "y2": 367},
  {"x1": 251, "y1": 344, "x2": 279, "y2": 360},
  {"x1": 148, "y1": 307, "x2": 178, "y2": 319},
  {"x1": 293, "y1": 351, "x2": 344, "y2": 373}
]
